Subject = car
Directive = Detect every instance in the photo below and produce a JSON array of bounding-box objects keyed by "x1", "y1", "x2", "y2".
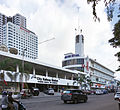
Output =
[
  {"x1": 95, "y1": 89, "x2": 103, "y2": 95},
  {"x1": 114, "y1": 92, "x2": 120, "y2": 101},
  {"x1": 61, "y1": 89, "x2": 88, "y2": 104},
  {"x1": 44, "y1": 88, "x2": 54, "y2": 95},
  {"x1": 102, "y1": 89, "x2": 108, "y2": 94},
  {"x1": 31, "y1": 87, "x2": 39, "y2": 96},
  {"x1": 83, "y1": 90, "x2": 91, "y2": 95},
  {"x1": 89, "y1": 90, "x2": 96, "y2": 95}
]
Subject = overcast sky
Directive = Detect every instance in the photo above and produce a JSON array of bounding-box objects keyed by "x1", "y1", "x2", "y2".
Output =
[{"x1": 0, "y1": 0, "x2": 120, "y2": 79}]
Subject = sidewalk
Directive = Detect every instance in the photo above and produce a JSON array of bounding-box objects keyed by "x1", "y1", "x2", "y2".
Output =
[{"x1": 0, "y1": 92, "x2": 61, "y2": 99}]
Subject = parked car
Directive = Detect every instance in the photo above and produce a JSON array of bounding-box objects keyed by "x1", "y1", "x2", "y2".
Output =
[
  {"x1": 61, "y1": 89, "x2": 88, "y2": 104},
  {"x1": 89, "y1": 90, "x2": 96, "y2": 95},
  {"x1": 114, "y1": 92, "x2": 120, "y2": 101},
  {"x1": 44, "y1": 88, "x2": 54, "y2": 95},
  {"x1": 83, "y1": 90, "x2": 91, "y2": 95},
  {"x1": 31, "y1": 87, "x2": 39, "y2": 96},
  {"x1": 95, "y1": 89, "x2": 103, "y2": 95},
  {"x1": 102, "y1": 89, "x2": 108, "y2": 94}
]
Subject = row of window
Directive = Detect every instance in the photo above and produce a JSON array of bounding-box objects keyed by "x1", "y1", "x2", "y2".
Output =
[{"x1": 62, "y1": 58, "x2": 84, "y2": 67}]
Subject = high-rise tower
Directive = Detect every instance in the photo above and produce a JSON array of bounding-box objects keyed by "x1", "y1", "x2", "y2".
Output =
[
  {"x1": 0, "y1": 13, "x2": 27, "y2": 46},
  {"x1": 0, "y1": 13, "x2": 7, "y2": 45},
  {"x1": 13, "y1": 13, "x2": 26, "y2": 28},
  {"x1": 75, "y1": 33, "x2": 84, "y2": 57},
  {"x1": 0, "y1": 12, "x2": 38, "y2": 59}
]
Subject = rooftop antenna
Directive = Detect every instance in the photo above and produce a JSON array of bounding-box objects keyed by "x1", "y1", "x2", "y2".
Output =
[
  {"x1": 77, "y1": 6, "x2": 80, "y2": 33},
  {"x1": 75, "y1": 6, "x2": 81, "y2": 35}
]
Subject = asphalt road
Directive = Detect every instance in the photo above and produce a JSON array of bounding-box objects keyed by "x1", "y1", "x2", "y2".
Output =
[{"x1": 21, "y1": 93, "x2": 119, "y2": 110}]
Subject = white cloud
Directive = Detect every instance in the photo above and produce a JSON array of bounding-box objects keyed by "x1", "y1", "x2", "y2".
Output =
[{"x1": 0, "y1": 0, "x2": 119, "y2": 78}]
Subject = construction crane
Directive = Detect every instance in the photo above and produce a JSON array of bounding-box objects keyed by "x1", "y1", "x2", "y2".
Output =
[{"x1": 39, "y1": 37, "x2": 55, "y2": 44}]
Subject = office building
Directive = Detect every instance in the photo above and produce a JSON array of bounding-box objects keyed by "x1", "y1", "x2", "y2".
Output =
[
  {"x1": 0, "y1": 12, "x2": 38, "y2": 59},
  {"x1": 3, "y1": 22, "x2": 38, "y2": 59},
  {"x1": 62, "y1": 32, "x2": 115, "y2": 89}
]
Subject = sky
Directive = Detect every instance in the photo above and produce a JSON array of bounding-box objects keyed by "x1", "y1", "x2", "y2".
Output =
[{"x1": 0, "y1": 0, "x2": 120, "y2": 79}]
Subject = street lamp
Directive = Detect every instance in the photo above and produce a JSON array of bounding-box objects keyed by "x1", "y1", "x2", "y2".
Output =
[{"x1": 21, "y1": 48, "x2": 27, "y2": 90}]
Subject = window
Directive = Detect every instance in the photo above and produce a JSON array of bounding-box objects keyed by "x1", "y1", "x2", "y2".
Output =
[
  {"x1": 77, "y1": 59, "x2": 84, "y2": 64},
  {"x1": 76, "y1": 35, "x2": 79, "y2": 43}
]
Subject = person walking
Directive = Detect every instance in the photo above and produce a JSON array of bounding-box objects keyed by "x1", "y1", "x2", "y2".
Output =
[{"x1": 1, "y1": 91, "x2": 9, "y2": 110}]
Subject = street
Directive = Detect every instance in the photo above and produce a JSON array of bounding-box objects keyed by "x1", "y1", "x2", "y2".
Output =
[{"x1": 21, "y1": 93, "x2": 119, "y2": 110}]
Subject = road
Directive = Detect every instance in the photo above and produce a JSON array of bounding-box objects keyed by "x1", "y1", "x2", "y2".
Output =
[{"x1": 21, "y1": 93, "x2": 119, "y2": 110}]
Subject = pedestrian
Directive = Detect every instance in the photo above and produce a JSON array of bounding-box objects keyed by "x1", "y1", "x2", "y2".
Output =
[
  {"x1": 7, "y1": 92, "x2": 19, "y2": 110},
  {"x1": 1, "y1": 91, "x2": 9, "y2": 110}
]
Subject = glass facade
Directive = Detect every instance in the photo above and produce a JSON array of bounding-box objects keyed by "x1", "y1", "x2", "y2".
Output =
[{"x1": 62, "y1": 58, "x2": 84, "y2": 67}]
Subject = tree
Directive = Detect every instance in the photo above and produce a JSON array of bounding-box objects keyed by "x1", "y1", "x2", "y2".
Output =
[
  {"x1": 86, "y1": 77, "x2": 93, "y2": 89},
  {"x1": 87, "y1": 0, "x2": 120, "y2": 22},
  {"x1": 74, "y1": 74, "x2": 86, "y2": 89},
  {"x1": 0, "y1": 57, "x2": 31, "y2": 91},
  {"x1": 87, "y1": 0, "x2": 120, "y2": 71},
  {"x1": 109, "y1": 20, "x2": 120, "y2": 71}
]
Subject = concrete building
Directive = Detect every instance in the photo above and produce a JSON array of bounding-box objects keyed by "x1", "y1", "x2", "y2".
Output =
[
  {"x1": 0, "y1": 13, "x2": 26, "y2": 45},
  {"x1": 3, "y1": 22, "x2": 38, "y2": 59},
  {"x1": 62, "y1": 33, "x2": 115, "y2": 89},
  {"x1": 13, "y1": 13, "x2": 26, "y2": 28},
  {"x1": 0, "y1": 13, "x2": 7, "y2": 45},
  {"x1": 0, "y1": 12, "x2": 38, "y2": 59},
  {"x1": 0, "y1": 51, "x2": 83, "y2": 92}
]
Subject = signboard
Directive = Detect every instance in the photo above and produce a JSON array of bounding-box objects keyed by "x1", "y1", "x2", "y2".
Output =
[{"x1": 2, "y1": 70, "x2": 79, "y2": 86}]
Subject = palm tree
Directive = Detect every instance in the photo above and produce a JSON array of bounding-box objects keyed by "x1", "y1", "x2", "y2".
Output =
[
  {"x1": 74, "y1": 74, "x2": 86, "y2": 89},
  {"x1": 86, "y1": 77, "x2": 93, "y2": 90}
]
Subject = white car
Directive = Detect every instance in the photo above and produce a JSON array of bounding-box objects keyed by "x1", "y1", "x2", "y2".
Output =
[
  {"x1": 96, "y1": 89, "x2": 103, "y2": 95},
  {"x1": 44, "y1": 88, "x2": 54, "y2": 95},
  {"x1": 114, "y1": 92, "x2": 120, "y2": 100}
]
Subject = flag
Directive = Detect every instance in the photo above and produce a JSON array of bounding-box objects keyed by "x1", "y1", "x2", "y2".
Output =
[
  {"x1": 4, "y1": 80, "x2": 7, "y2": 86},
  {"x1": 86, "y1": 62, "x2": 89, "y2": 71}
]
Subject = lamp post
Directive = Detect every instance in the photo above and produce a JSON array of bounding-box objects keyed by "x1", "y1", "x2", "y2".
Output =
[{"x1": 21, "y1": 48, "x2": 27, "y2": 90}]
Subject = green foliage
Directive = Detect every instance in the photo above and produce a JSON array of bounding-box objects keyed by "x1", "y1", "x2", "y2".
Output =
[
  {"x1": 0, "y1": 58, "x2": 18, "y2": 71},
  {"x1": 109, "y1": 20, "x2": 120, "y2": 47},
  {"x1": 87, "y1": 0, "x2": 118, "y2": 22},
  {"x1": 87, "y1": 0, "x2": 120, "y2": 71},
  {"x1": 109, "y1": 20, "x2": 120, "y2": 71},
  {"x1": 75, "y1": 74, "x2": 86, "y2": 85},
  {"x1": 0, "y1": 57, "x2": 33, "y2": 73},
  {"x1": 24, "y1": 62, "x2": 33, "y2": 74}
]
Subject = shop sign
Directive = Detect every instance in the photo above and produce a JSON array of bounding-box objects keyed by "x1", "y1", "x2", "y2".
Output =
[{"x1": 31, "y1": 76, "x2": 58, "y2": 84}]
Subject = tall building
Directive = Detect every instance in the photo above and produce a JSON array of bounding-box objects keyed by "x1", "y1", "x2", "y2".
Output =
[
  {"x1": 0, "y1": 12, "x2": 38, "y2": 59},
  {"x1": 0, "y1": 13, "x2": 7, "y2": 45},
  {"x1": 62, "y1": 32, "x2": 115, "y2": 89},
  {"x1": 75, "y1": 34, "x2": 84, "y2": 57},
  {"x1": 0, "y1": 13, "x2": 27, "y2": 45},
  {"x1": 13, "y1": 13, "x2": 26, "y2": 28},
  {"x1": 3, "y1": 22, "x2": 38, "y2": 59}
]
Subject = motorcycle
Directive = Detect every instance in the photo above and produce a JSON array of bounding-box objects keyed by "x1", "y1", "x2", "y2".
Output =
[
  {"x1": 13, "y1": 101, "x2": 26, "y2": 110},
  {"x1": 17, "y1": 101, "x2": 26, "y2": 110}
]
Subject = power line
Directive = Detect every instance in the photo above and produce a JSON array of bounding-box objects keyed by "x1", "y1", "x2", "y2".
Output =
[{"x1": 39, "y1": 37, "x2": 55, "y2": 44}]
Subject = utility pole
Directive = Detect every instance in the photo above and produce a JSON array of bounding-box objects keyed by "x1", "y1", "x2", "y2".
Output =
[{"x1": 21, "y1": 48, "x2": 27, "y2": 90}]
